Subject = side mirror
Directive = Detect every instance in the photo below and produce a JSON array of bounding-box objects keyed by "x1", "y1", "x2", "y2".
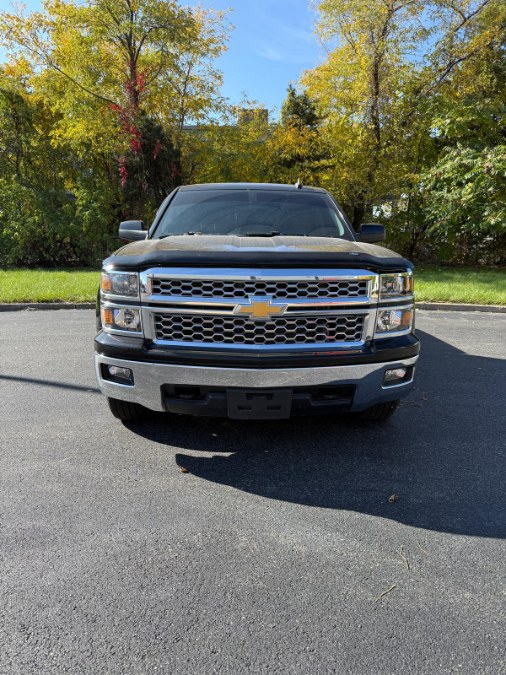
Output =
[
  {"x1": 119, "y1": 220, "x2": 147, "y2": 242},
  {"x1": 359, "y1": 223, "x2": 385, "y2": 243}
]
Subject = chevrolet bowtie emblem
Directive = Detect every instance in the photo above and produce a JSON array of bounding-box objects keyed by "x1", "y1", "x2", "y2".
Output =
[{"x1": 234, "y1": 297, "x2": 288, "y2": 321}]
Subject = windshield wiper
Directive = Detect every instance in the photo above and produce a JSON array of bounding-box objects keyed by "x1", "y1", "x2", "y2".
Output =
[
  {"x1": 237, "y1": 231, "x2": 281, "y2": 237},
  {"x1": 158, "y1": 231, "x2": 203, "y2": 239},
  {"x1": 159, "y1": 230, "x2": 282, "y2": 239}
]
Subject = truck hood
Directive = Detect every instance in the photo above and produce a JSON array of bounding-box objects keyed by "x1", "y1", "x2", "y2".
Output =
[{"x1": 104, "y1": 235, "x2": 412, "y2": 272}]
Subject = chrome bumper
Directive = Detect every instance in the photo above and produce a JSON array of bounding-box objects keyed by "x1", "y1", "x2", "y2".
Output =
[{"x1": 95, "y1": 354, "x2": 418, "y2": 413}]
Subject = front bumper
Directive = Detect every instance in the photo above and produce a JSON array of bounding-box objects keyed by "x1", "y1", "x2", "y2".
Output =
[{"x1": 95, "y1": 353, "x2": 418, "y2": 417}]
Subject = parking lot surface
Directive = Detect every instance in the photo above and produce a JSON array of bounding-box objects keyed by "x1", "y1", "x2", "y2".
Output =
[{"x1": 1, "y1": 309, "x2": 505, "y2": 674}]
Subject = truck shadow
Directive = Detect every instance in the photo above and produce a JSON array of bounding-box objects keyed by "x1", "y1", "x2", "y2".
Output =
[{"x1": 130, "y1": 330, "x2": 506, "y2": 538}]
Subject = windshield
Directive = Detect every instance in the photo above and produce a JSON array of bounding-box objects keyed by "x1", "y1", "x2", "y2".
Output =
[{"x1": 153, "y1": 189, "x2": 354, "y2": 239}]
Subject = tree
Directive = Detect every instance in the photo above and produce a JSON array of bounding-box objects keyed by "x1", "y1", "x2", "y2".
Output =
[
  {"x1": 423, "y1": 145, "x2": 506, "y2": 262},
  {"x1": 280, "y1": 84, "x2": 319, "y2": 129},
  {"x1": 0, "y1": 0, "x2": 229, "y2": 216},
  {"x1": 0, "y1": 65, "x2": 119, "y2": 266},
  {"x1": 190, "y1": 102, "x2": 272, "y2": 184},
  {"x1": 265, "y1": 86, "x2": 330, "y2": 186},
  {"x1": 419, "y1": 4, "x2": 506, "y2": 263},
  {"x1": 303, "y1": 0, "x2": 503, "y2": 233},
  {"x1": 303, "y1": 0, "x2": 426, "y2": 226}
]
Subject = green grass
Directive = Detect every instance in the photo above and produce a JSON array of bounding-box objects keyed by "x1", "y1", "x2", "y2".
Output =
[
  {"x1": 0, "y1": 269, "x2": 100, "y2": 303},
  {"x1": 0, "y1": 266, "x2": 505, "y2": 305},
  {"x1": 415, "y1": 266, "x2": 506, "y2": 305}
]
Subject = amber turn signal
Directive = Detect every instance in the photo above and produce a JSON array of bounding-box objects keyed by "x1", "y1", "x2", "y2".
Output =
[
  {"x1": 101, "y1": 307, "x2": 114, "y2": 326},
  {"x1": 101, "y1": 272, "x2": 112, "y2": 292}
]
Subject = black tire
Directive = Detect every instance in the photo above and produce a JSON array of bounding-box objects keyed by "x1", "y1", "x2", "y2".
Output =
[
  {"x1": 107, "y1": 397, "x2": 147, "y2": 422},
  {"x1": 355, "y1": 399, "x2": 400, "y2": 421}
]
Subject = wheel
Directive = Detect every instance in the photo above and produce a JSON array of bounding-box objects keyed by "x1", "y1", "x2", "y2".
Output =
[
  {"x1": 355, "y1": 400, "x2": 400, "y2": 421},
  {"x1": 107, "y1": 397, "x2": 147, "y2": 422}
]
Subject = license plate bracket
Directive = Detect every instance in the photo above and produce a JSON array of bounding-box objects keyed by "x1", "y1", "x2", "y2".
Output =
[{"x1": 227, "y1": 389, "x2": 293, "y2": 420}]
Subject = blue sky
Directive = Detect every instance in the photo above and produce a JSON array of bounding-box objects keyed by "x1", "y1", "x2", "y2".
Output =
[
  {"x1": 0, "y1": 0, "x2": 323, "y2": 116},
  {"x1": 194, "y1": 0, "x2": 323, "y2": 114}
]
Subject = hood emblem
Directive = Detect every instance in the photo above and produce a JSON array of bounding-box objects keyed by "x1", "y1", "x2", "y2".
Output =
[{"x1": 234, "y1": 297, "x2": 288, "y2": 321}]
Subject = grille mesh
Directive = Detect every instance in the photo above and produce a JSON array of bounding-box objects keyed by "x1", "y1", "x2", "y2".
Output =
[
  {"x1": 151, "y1": 278, "x2": 368, "y2": 300},
  {"x1": 154, "y1": 313, "x2": 365, "y2": 346}
]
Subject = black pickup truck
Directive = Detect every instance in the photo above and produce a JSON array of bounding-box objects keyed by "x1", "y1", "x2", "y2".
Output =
[{"x1": 95, "y1": 182, "x2": 419, "y2": 421}]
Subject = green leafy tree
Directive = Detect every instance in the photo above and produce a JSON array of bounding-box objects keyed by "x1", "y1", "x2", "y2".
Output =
[
  {"x1": 190, "y1": 102, "x2": 272, "y2": 184},
  {"x1": 1, "y1": 0, "x2": 229, "y2": 217},
  {"x1": 304, "y1": 0, "x2": 503, "y2": 240},
  {"x1": 423, "y1": 145, "x2": 506, "y2": 263},
  {"x1": 263, "y1": 87, "x2": 329, "y2": 186},
  {"x1": 0, "y1": 69, "x2": 118, "y2": 266},
  {"x1": 417, "y1": 5, "x2": 506, "y2": 263},
  {"x1": 0, "y1": 0, "x2": 229, "y2": 264},
  {"x1": 280, "y1": 84, "x2": 319, "y2": 129}
]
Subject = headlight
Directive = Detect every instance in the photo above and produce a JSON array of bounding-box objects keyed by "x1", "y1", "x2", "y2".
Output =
[
  {"x1": 101, "y1": 306, "x2": 142, "y2": 333},
  {"x1": 379, "y1": 273, "x2": 413, "y2": 300},
  {"x1": 376, "y1": 307, "x2": 413, "y2": 335},
  {"x1": 101, "y1": 271, "x2": 139, "y2": 298}
]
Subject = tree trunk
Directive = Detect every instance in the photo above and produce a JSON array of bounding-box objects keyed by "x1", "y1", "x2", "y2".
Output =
[{"x1": 352, "y1": 200, "x2": 366, "y2": 231}]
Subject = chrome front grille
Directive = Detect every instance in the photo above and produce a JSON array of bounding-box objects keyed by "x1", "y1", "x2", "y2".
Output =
[
  {"x1": 151, "y1": 278, "x2": 368, "y2": 300},
  {"x1": 154, "y1": 313, "x2": 365, "y2": 346},
  {"x1": 140, "y1": 268, "x2": 378, "y2": 349}
]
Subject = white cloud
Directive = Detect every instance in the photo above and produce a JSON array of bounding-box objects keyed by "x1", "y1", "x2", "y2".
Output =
[
  {"x1": 257, "y1": 46, "x2": 286, "y2": 62},
  {"x1": 253, "y1": 4, "x2": 319, "y2": 63}
]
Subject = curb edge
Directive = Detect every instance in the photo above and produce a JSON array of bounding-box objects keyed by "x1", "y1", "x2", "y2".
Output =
[
  {"x1": 416, "y1": 302, "x2": 506, "y2": 313},
  {"x1": 0, "y1": 302, "x2": 96, "y2": 312}
]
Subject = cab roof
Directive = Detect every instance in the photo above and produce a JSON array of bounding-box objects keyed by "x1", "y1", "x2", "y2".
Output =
[{"x1": 178, "y1": 182, "x2": 327, "y2": 193}]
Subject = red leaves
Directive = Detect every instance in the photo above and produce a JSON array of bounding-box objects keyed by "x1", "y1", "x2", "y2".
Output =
[
  {"x1": 136, "y1": 70, "x2": 146, "y2": 95},
  {"x1": 130, "y1": 137, "x2": 141, "y2": 154},
  {"x1": 126, "y1": 62, "x2": 146, "y2": 97},
  {"x1": 109, "y1": 65, "x2": 149, "y2": 183},
  {"x1": 118, "y1": 164, "x2": 128, "y2": 187}
]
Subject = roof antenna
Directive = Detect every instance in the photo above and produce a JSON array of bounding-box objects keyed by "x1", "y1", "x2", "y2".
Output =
[{"x1": 295, "y1": 178, "x2": 303, "y2": 189}]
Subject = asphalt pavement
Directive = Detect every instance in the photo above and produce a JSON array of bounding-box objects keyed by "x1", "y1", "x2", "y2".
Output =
[{"x1": 1, "y1": 309, "x2": 505, "y2": 674}]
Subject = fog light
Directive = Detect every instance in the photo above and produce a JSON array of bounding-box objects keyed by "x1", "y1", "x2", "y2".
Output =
[
  {"x1": 109, "y1": 365, "x2": 132, "y2": 380},
  {"x1": 105, "y1": 365, "x2": 134, "y2": 385},
  {"x1": 384, "y1": 367, "x2": 407, "y2": 384}
]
